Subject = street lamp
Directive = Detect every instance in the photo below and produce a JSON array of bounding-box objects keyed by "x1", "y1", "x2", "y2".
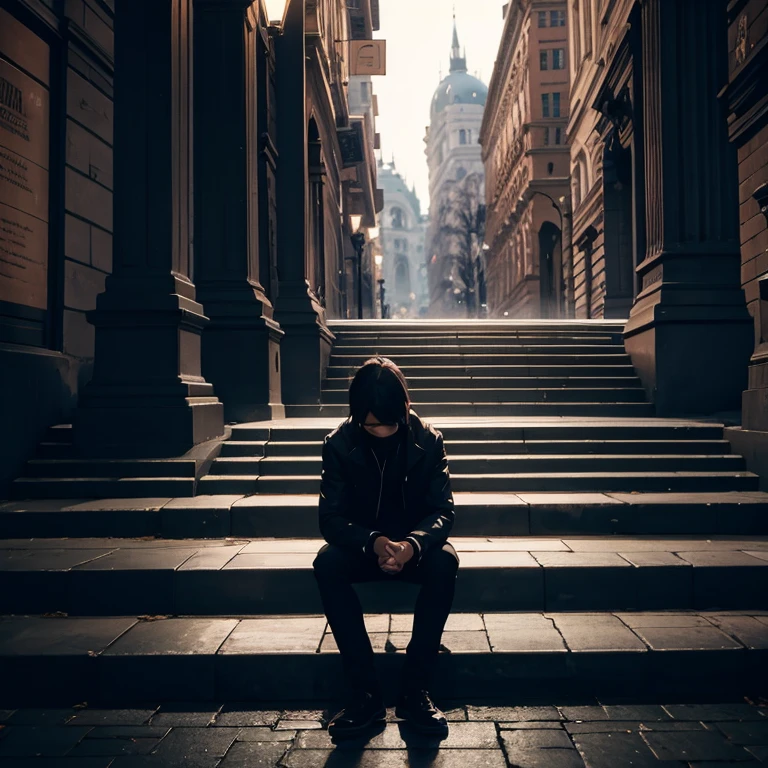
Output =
[
  {"x1": 264, "y1": 0, "x2": 289, "y2": 26},
  {"x1": 351, "y1": 231, "x2": 366, "y2": 320}
]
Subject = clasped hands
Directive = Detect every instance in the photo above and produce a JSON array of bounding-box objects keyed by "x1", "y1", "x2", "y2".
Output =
[{"x1": 373, "y1": 535, "x2": 414, "y2": 574}]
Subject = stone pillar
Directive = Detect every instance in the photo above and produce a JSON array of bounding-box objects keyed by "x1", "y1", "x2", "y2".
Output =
[
  {"x1": 75, "y1": 0, "x2": 224, "y2": 457},
  {"x1": 193, "y1": 0, "x2": 285, "y2": 422},
  {"x1": 624, "y1": 0, "x2": 753, "y2": 415},
  {"x1": 272, "y1": 0, "x2": 334, "y2": 407}
]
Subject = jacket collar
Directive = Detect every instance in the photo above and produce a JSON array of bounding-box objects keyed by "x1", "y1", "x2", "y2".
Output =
[{"x1": 346, "y1": 410, "x2": 426, "y2": 472}]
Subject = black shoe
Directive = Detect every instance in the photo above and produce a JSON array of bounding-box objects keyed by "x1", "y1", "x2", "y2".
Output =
[
  {"x1": 328, "y1": 690, "x2": 386, "y2": 739},
  {"x1": 395, "y1": 689, "x2": 449, "y2": 735}
]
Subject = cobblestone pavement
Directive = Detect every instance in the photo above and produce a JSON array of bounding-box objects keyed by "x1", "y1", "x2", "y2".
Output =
[{"x1": 0, "y1": 697, "x2": 766, "y2": 766}]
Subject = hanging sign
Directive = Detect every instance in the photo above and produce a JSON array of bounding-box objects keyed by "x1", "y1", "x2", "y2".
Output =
[{"x1": 349, "y1": 40, "x2": 387, "y2": 76}]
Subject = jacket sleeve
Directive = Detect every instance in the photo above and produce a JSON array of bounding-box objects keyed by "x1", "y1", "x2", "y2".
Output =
[
  {"x1": 407, "y1": 432, "x2": 455, "y2": 558},
  {"x1": 319, "y1": 438, "x2": 380, "y2": 553}
]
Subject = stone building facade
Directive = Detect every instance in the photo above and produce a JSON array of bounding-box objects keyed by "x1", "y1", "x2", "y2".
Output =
[
  {"x1": 424, "y1": 21, "x2": 488, "y2": 317},
  {"x1": 480, "y1": 0, "x2": 571, "y2": 319},
  {"x1": 0, "y1": 0, "x2": 381, "y2": 494},
  {"x1": 377, "y1": 160, "x2": 428, "y2": 318},
  {"x1": 721, "y1": 0, "x2": 768, "y2": 480},
  {"x1": 554, "y1": 0, "x2": 754, "y2": 418}
]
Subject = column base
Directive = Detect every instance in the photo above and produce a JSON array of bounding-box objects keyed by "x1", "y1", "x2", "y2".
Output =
[
  {"x1": 74, "y1": 274, "x2": 225, "y2": 458},
  {"x1": 624, "y1": 260, "x2": 753, "y2": 415},
  {"x1": 724, "y1": 425, "x2": 768, "y2": 492},
  {"x1": 274, "y1": 281, "x2": 335, "y2": 406}
]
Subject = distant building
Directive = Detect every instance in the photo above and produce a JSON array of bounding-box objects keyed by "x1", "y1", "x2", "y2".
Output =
[
  {"x1": 377, "y1": 161, "x2": 428, "y2": 317},
  {"x1": 480, "y1": 0, "x2": 571, "y2": 319},
  {"x1": 425, "y1": 19, "x2": 488, "y2": 317}
]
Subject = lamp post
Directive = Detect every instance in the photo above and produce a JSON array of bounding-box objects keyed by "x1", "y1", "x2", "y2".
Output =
[
  {"x1": 351, "y1": 231, "x2": 366, "y2": 319},
  {"x1": 377, "y1": 278, "x2": 387, "y2": 319},
  {"x1": 264, "y1": 0, "x2": 290, "y2": 26}
]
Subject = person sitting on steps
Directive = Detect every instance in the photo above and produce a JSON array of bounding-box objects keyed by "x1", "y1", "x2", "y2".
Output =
[{"x1": 313, "y1": 356, "x2": 459, "y2": 739}]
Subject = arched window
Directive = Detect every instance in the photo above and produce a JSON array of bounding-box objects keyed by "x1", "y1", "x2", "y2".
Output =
[
  {"x1": 456, "y1": 166, "x2": 467, "y2": 180},
  {"x1": 459, "y1": 129, "x2": 467, "y2": 145},
  {"x1": 573, "y1": 163, "x2": 582, "y2": 207},
  {"x1": 547, "y1": 162, "x2": 554, "y2": 175},
  {"x1": 390, "y1": 207, "x2": 405, "y2": 229},
  {"x1": 395, "y1": 259, "x2": 411, "y2": 297}
]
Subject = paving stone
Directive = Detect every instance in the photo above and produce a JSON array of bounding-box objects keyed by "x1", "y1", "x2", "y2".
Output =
[
  {"x1": 600, "y1": 705, "x2": 671, "y2": 721},
  {"x1": 295, "y1": 721, "x2": 499, "y2": 749},
  {"x1": 643, "y1": 729, "x2": 754, "y2": 761},
  {"x1": 501, "y1": 729, "x2": 586, "y2": 768},
  {"x1": 69, "y1": 736, "x2": 161, "y2": 756},
  {"x1": 217, "y1": 741, "x2": 289, "y2": 767},
  {"x1": 0, "y1": 760, "x2": 114, "y2": 767},
  {"x1": 714, "y1": 720, "x2": 768, "y2": 744},
  {"x1": 5, "y1": 709, "x2": 76, "y2": 726},
  {"x1": 279, "y1": 710, "x2": 325, "y2": 722},
  {"x1": 84, "y1": 727, "x2": 170, "y2": 739},
  {"x1": 618, "y1": 551, "x2": 690, "y2": 567},
  {"x1": 499, "y1": 722, "x2": 566, "y2": 729},
  {"x1": 175, "y1": 546, "x2": 246, "y2": 570},
  {"x1": 560, "y1": 706, "x2": 610, "y2": 721},
  {"x1": 707, "y1": 615, "x2": 768, "y2": 649},
  {"x1": 389, "y1": 614, "x2": 484, "y2": 632},
  {"x1": 67, "y1": 710, "x2": 158, "y2": 727},
  {"x1": 363, "y1": 615, "x2": 391, "y2": 633},
  {"x1": 161, "y1": 496, "x2": 243, "y2": 539},
  {"x1": 440, "y1": 631, "x2": 491, "y2": 651},
  {"x1": 218, "y1": 618, "x2": 326, "y2": 654},
  {"x1": 550, "y1": 615, "x2": 647, "y2": 652},
  {"x1": 213, "y1": 709, "x2": 280, "y2": 727},
  {"x1": 467, "y1": 706, "x2": 561, "y2": 721},
  {"x1": 236, "y1": 727, "x2": 296, "y2": 741},
  {"x1": 0, "y1": 712, "x2": 14, "y2": 723},
  {"x1": 663, "y1": 704, "x2": 767, "y2": 721},
  {"x1": 616, "y1": 614, "x2": 712, "y2": 628},
  {"x1": 0, "y1": 617, "x2": 136, "y2": 656},
  {"x1": 282, "y1": 749, "x2": 508, "y2": 767},
  {"x1": 746, "y1": 745, "x2": 768, "y2": 761},
  {"x1": 566, "y1": 721, "x2": 706, "y2": 734},
  {"x1": 275, "y1": 720, "x2": 321, "y2": 730},
  {"x1": 320, "y1": 632, "x2": 387, "y2": 653},
  {"x1": 103, "y1": 619, "x2": 238, "y2": 656},
  {"x1": 110, "y1": 757, "x2": 222, "y2": 767},
  {"x1": 483, "y1": 613, "x2": 566, "y2": 652},
  {"x1": 0, "y1": 726, "x2": 93, "y2": 757},
  {"x1": 572, "y1": 732, "x2": 662, "y2": 768},
  {"x1": 0, "y1": 548, "x2": 113, "y2": 571},
  {"x1": 148, "y1": 726, "x2": 240, "y2": 758},
  {"x1": 149, "y1": 703, "x2": 220, "y2": 728},
  {"x1": 629, "y1": 624, "x2": 743, "y2": 651}
]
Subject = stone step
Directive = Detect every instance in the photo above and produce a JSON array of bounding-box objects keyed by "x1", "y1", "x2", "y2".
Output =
[
  {"x1": 208, "y1": 454, "x2": 746, "y2": 478},
  {"x1": 330, "y1": 354, "x2": 632, "y2": 367},
  {"x1": 22, "y1": 459, "x2": 200, "y2": 479},
  {"x1": 286, "y1": 403, "x2": 657, "y2": 417},
  {"x1": 245, "y1": 439, "x2": 734, "y2": 458},
  {"x1": 0, "y1": 610, "x2": 764, "y2": 703},
  {"x1": 230, "y1": 422, "x2": 726, "y2": 442},
  {"x1": 333, "y1": 344, "x2": 629, "y2": 355},
  {"x1": 10, "y1": 477, "x2": 195, "y2": 501},
  {"x1": 326, "y1": 364, "x2": 640, "y2": 377},
  {"x1": 198, "y1": 471, "x2": 760, "y2": 495},
  {"x1": 324, "y1": 376, "x2": 643, "y2": 390},
  {"x1": 330, "y1": 333, "x2": 621, "y2": 343},
  {"x1": 3, "y1": 492, "x2": 767, "y2": 539},
  {"x1": 1, "y1": 536, "x2": 767, "y2": 616},
  {"x1": 328, "y1": 319, "x2": 627, "y2": 331},
  {"x1": 321, "y1": 387, "x2": 648, "y2": 404}
]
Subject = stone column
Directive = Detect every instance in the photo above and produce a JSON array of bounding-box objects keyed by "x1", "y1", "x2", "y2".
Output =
[
  {"x1": 75, "y1": 0, "x2": 224, "y2": 457},
  {"x1": 624, "y1": 0, "x2": 753, "y2": 415},
  {"x1": 193, "y1": 0, "x2": 285, "y2": 422},
  {"x1": 272, "y1": 0, "x2": 334, "y2": 407}
]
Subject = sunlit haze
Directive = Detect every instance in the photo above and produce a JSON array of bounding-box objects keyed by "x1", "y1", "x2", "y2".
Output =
[{"x1": 374, "y1": 0, "x2": 506, "y2": 214}]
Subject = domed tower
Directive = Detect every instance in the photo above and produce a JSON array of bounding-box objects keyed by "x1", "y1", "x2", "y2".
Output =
[{"x1": 425, "y1": 18, "x2": 488, "y2": 316}]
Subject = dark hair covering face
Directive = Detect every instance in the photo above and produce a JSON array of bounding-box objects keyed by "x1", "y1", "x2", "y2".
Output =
[{"x1": 349, "y1": 357, "x2": 411, "y2": 427}]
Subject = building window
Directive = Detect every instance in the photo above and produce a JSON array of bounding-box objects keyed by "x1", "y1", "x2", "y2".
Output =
[
  {"x1": 391, "y1": 207, "x2": 405, "y2": 229},
  {"x1": 538, "y1": 10, "x2": 547, "y2": 27},
  {"x1": 553, "y1": 92, "x2": 561, "y2": 117},
  {"x1": 459, "y1": 129, "x2": 467, "y2": 145},
  {"x1": 547, "y1": 162, "x2": 554, "y2": 175},
  {"x1": 555, "y1": 127, "x2": 562, "y2": 144},
  {"x1": 551, "y1": 9, "x2": 566, "y2": 26},
  {"x1": 542, "y1": 93, "x2": 550, "y2": 118},
  {"x1": 543, "y1": 127, "x2": 550, "y2": 146},
  {"x1": 552, "y1": 49, "x2": 565, "y2": 69},
  {"x1": 540, "y1": 50, "x2": 548, "y2": 70},
  {"x1": 467, "y1": 129, "x2": 472, "y2": 143}
]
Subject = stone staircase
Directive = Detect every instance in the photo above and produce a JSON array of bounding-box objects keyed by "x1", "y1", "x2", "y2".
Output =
[{"x1": 1, "y1": 320, "x2": 767, "y2": 704}]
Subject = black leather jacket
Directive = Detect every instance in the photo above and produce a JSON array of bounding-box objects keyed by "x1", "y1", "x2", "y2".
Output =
[{"x1": 318, "y1": 411, "x2": 455, "y2": 558}]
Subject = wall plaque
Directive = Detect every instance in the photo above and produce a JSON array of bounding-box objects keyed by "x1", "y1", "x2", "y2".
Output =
[{"x1": 0, "y1": 52, "x2": 50, "y2": 312}]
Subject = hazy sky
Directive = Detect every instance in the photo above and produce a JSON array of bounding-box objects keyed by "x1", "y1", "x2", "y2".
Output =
[{"x1": 373, "y1": 0, "x2": 506, "y2": 214}]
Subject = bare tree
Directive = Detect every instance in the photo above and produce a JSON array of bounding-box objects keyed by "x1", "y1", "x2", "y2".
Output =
[{"x1": 428, "y1": 172, "x2": 486, "y2": 317}]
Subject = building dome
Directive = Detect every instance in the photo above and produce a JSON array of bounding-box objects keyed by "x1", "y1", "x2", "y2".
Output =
[
  {"x1": 430, "y1": 18, "x2": 488, "y2": 121},
  {"x1": 431, "y1": 71, "x2": 488, "y2": 119}
]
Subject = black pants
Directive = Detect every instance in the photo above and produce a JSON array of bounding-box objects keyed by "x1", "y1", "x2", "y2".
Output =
[{"x1": 313, "y1": 541, "x2": 459, "y2": 696}]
